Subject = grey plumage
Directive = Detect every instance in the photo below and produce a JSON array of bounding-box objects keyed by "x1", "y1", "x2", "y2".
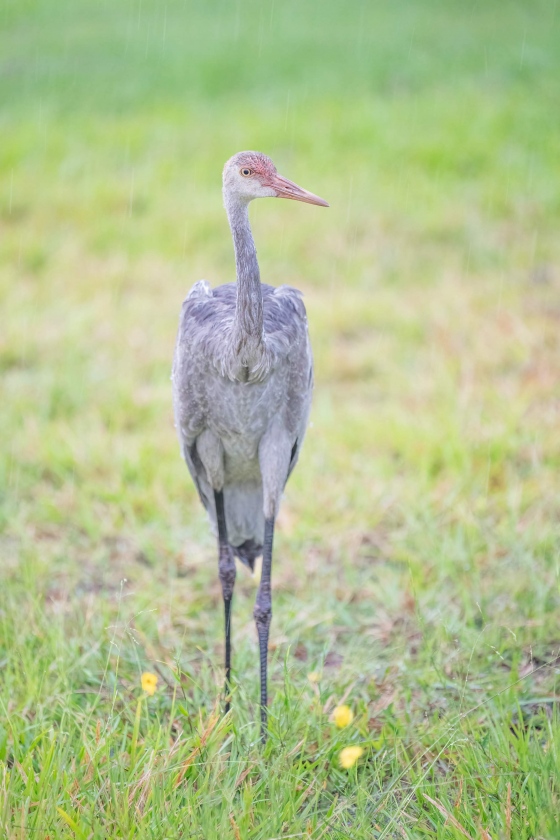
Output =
[
  {"x1": 171, "y1": 151, "x2": 328, "y2": 738},
  {"x1": 172, "y1": 281, "x2": 312, "y2": 562}
]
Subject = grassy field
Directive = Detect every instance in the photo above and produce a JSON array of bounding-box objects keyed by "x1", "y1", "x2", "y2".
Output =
[{"x1": 2, "y1": 0, "x2": 560, "y2": 836}]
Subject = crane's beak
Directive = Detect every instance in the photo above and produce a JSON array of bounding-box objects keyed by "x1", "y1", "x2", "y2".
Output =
[{"x1": 270, "y1": 174, "x2": 329, "y2": 207}]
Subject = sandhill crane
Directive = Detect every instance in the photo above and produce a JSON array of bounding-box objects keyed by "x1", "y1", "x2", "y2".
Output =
[{"x1": 172, "y1": 151, "x2": 328, "y2": 739}]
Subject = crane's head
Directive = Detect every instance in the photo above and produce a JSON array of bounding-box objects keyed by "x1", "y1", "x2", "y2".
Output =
[{"x1": 223, "y1": 151, "x2": 329, "y2": 208}]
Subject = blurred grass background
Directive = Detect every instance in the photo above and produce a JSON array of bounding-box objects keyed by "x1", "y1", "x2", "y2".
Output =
[{"x1": 1, "y1": 0, "x2": 560, "y2": 837}]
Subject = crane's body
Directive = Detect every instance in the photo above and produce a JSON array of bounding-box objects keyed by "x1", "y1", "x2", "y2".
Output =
[
  {"x1": 172, "y1": 152, "x2": 328, "y2": 739},
  {"x1": 173, "y1": 281, "x2": 312, "y2": 562}
]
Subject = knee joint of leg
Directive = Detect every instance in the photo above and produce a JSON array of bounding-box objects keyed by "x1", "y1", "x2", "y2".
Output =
[
  {"x1": 254, "y1": 600, "x2": 272, "y2": 629},
  {"x1": 218, "y1": 546, "x2": 236, "y2": 599}
]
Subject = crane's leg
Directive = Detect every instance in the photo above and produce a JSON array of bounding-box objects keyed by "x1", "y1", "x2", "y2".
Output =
[
  {"x1": 254, "y1": 516, "x2": 275, "y2": 741},
  {"x1": 255, "y1": 421, "x2": 292, "y2": 742},
  {"x1": 214, "y1": 489, "x2": 236, "y2": 713}
]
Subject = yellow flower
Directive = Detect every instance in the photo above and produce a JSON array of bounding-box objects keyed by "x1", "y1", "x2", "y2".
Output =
[
  {"x1": 333, "y1": 705, "x2": 354, "y2": 728},
  {"x1": 307, "y1": 671, "x2": 322, "y2": 684},
  {"x1": 339, "y1": 746, "x2": 364, "y2": 769},
  {"x1": 141, "y1": 672, "x2": 158, "y2": 696}
]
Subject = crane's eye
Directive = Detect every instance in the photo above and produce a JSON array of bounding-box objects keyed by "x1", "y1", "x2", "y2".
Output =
[{"x1": 240, "y1": 167, "x2": 253, "y2": 177}]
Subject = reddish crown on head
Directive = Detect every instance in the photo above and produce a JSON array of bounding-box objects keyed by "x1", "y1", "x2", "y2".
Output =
[{"x1": 223, "y1": 151, "x2": 329, "y2": 207}]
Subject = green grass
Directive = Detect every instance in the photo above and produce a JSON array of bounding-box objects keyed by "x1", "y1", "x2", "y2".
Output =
[{"x1": 1, "y1": 0, "x2": 560, "y2": 836}]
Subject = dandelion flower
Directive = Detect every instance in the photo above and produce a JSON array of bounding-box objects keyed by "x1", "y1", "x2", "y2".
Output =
[
  {"x1": 333, "y1": 705, "x2": 354, "y2": 728},
  {"x1": 308, "y1": 671, "x2": 322, "y2": 684},
  {"x1": 141, "y1": 672, "x2": 158, "y2": 696},
  {"x1": 339, "y1": 746, "x2": 364, "y2": 769}
]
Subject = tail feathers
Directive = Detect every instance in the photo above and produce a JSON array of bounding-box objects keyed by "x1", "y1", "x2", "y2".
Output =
[{"x1": 232, "y1": 539, "x2": 263, "y2": 572}]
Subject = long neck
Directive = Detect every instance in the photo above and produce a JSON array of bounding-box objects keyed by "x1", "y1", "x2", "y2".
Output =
[{"x1": 224, "y1": 193, "x2": 264, "y2": 347}]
